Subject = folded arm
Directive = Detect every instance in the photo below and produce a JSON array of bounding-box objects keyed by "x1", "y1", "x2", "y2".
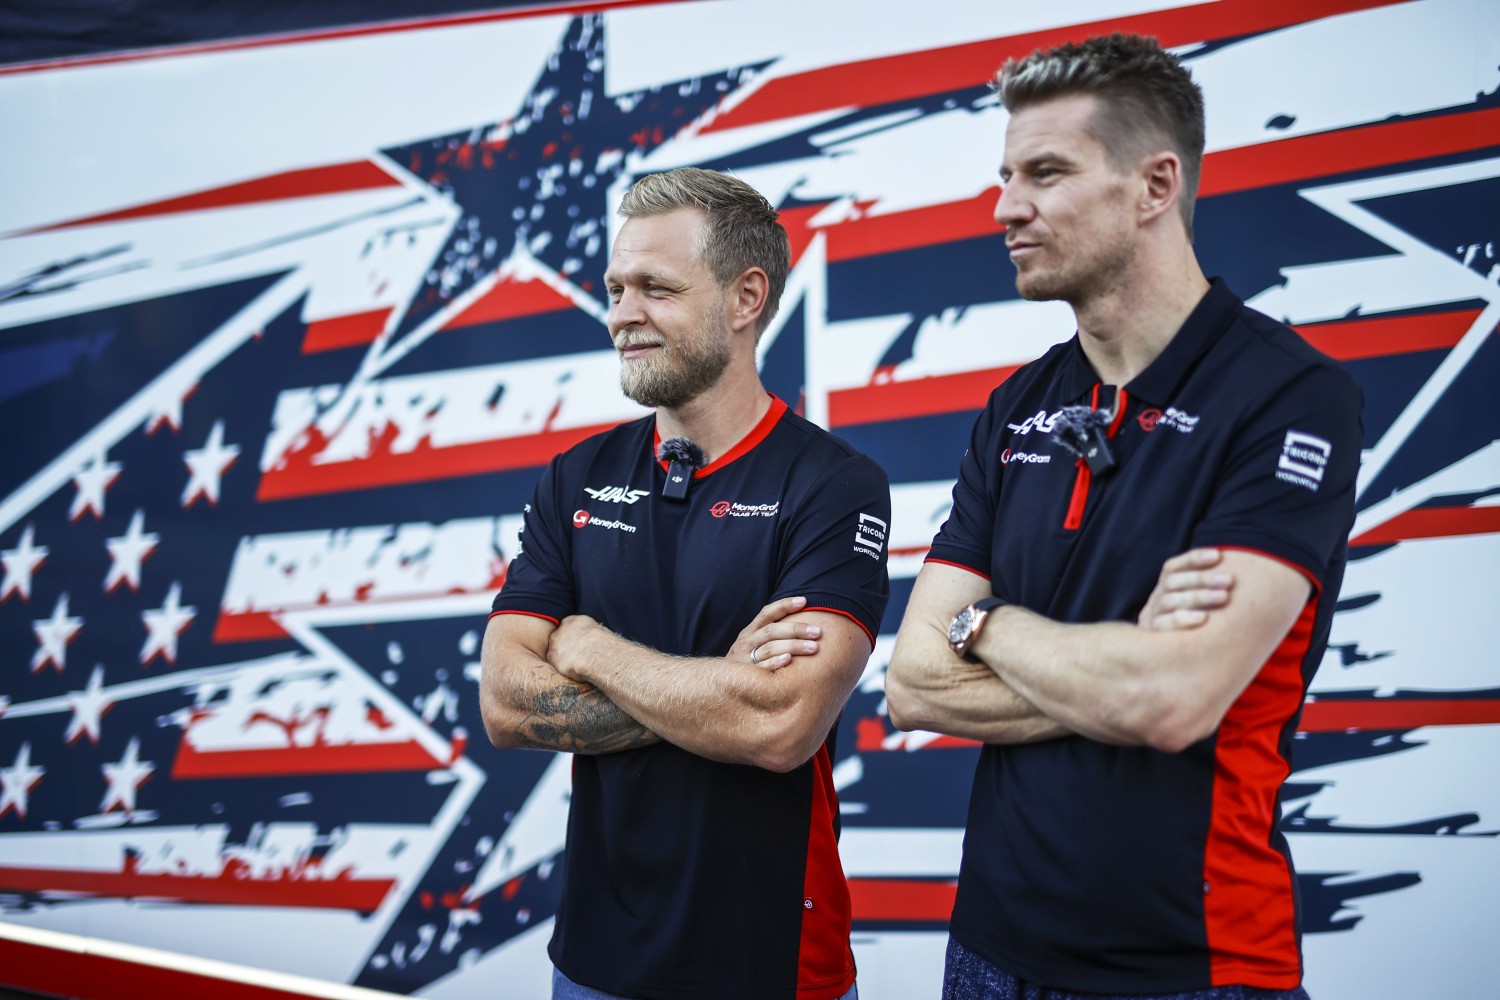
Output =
[
  {"x1": 886, "y1": 563, "x2": 1068, "y2": 744},
  {"x1": 548, "y1": 609, "x2": 872, "y2": 773},
  {"x1": 480, "y1": 612, "x2": 659, "y2": 754},
  {"x1": 969, "y1": 549, "x2": 1309, "y2": 752}
]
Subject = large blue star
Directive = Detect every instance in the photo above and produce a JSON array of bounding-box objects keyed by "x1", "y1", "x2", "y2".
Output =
[{"x1": 381, "y1": 14, "x2": 768, "y2": 343}]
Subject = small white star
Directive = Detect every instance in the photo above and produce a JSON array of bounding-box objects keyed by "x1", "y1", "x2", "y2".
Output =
[
  {"x1": 65, "y1": 666, "x2": 113, "y2": 746},
  {"x1": 69, "y1": 455, "x2": 123, "y2": 522},
  {"x1": 0, "y1": 742, "x2": 45, "y2": 821},
  {"x1": 140, "y1": 581, "x2": 196, "y2": 667},
  {"x1": 1, "y1": 524, "x2": 49, "y2": 603},
  {"x1": 181, "y1": 420, "x2": 240, "y2": 508},
  {"x1": 31, "y1": 593, "x2": 83, "y2": 674},
  {"x1": 104, "y1": 509, "x2": 160, "y2": 594},
  {"x1": 100, "y1": 736, "x2": 154, "y2": 815}
]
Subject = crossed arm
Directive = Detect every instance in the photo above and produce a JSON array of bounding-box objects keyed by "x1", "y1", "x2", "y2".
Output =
[
  {"x1": 886, "y1": 548, "x2": 1311, "y2": 751},
  {"x1": 479, "y1": 598, "x2": 870, "y2": 772}
]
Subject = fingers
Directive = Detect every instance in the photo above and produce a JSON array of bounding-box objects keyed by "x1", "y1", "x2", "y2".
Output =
[
  {"x1": 744, "y1": 595, "x2": 807, "y2": 631},
  {"x1": 1159, "y1": 547, "x2": 1223, "y2": 577},
  {"x1": 749, "y1": 636, "x2": 821, "y2": 669}
]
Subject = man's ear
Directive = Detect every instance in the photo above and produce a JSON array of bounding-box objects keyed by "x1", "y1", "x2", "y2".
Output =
[
  {"x1": 1138, "y1": 150, "x2": 1183, "y2": 225},
  {"x1": 728, "y1": 267, "x2": 770, "y2": 334}
]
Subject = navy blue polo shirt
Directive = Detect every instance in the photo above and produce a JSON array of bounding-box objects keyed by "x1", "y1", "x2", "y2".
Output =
[
  {"x1": 928, "y1": 280, "x2": 1362, "y2": 992},
  {"x1": 492, "y1": 395, "x2": 890, "y2": 1000}
]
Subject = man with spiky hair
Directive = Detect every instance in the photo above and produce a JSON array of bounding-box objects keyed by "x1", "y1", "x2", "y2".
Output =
[
  {"x1": 887, "y1": 34, "x2": 1361, "y2": 999},
  {"x1": 481, "y1": 167, "x2": 889, "y2": 1000}
]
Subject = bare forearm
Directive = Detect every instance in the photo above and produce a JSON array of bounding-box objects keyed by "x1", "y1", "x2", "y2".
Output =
[
  {"x1": 556, "y1": 625, "x2": 837, "y2": 772},
  {"x1": 480, "y1": 621, "x2": 658, "y2": 754},
  {"x1": 508, "y1": 673, "x2": 659, "y2": 753},
  {"x1": 887, "y1": 615, "x2": 1069, "y2": 744}
]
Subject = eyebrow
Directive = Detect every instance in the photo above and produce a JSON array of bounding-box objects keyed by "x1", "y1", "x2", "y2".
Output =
[
  {"x1": 1000, "y1": 152, "x2": 1074, "y2": 179},
  {"x1": 603, "y1": 268, "x2": 684, "y2": 289}
]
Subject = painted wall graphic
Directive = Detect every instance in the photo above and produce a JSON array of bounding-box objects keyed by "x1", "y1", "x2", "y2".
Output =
[{"x1": 1, "y1": 1, "x2": 1497, "y2": 997}]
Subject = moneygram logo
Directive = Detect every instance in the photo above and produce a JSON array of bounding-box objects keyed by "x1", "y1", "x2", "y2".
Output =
[{"x1": 573, "y1": 509, "x2": 638, "y2": 533}]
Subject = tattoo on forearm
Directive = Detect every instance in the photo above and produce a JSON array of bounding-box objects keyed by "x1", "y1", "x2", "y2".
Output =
[{"x1": 514, "y1": 683, "x2": 657, "y2": 753}]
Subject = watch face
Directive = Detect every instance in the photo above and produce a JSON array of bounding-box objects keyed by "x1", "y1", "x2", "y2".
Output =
[{"x1": 949, "y1": 607, "x2": 974, "y2": 646}]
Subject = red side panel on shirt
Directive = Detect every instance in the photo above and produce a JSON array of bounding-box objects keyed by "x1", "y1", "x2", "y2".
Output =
[
  {"x1": 1203, "y1": 596, "x2": 1318, "y2": 989},
  {"x1": 797, "y1": 745, "x2": 857, "y2": 1000}
]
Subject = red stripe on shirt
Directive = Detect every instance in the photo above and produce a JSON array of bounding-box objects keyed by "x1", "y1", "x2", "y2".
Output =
[
  {"x1": 803, "y1": 606, "x2": 876, "y2": 649},
  {"x1": 796, "y1": 744, "x2": 857, "y2": 1000},
  {"x1": 1203, "y1": 597, "x2": 1317, "y2": 989},
  {"x1": 487, "y1": 609, "x2": 560, "y2": 625},
  {"x1": 653, "y1": 394, "x2": 788, "y2": 476}
]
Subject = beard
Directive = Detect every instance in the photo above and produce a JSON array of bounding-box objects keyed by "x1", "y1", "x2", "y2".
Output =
[
  {"x1": 618, "y1": 305, "x2": 733, "y2": 409},
  {"x1": 1013, "y1": 235, "x2": 1135, "y2": 306}
]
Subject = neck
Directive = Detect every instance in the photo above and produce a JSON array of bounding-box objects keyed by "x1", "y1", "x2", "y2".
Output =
[
  {"x1": 1074, "y1": 244, "x2": 1209, "y2": 387},
  {"x1": 656, "y1": 360, "x2": 770, "y2": 465}
]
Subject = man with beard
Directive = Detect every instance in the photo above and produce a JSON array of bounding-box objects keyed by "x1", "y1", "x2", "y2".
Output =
[
  {"x1": 885, "y1": 34, "x2": 1362, "y2": 1000},
  {"x1": 480, "y1": 167, "x2": 890, "y2": 1000}
]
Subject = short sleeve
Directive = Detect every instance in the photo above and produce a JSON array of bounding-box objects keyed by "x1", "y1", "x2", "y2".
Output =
[
  {"x1": 771, "y1": 454, "x2": 892, "y2": 644},
  {"x1": 490, "y1": 455, "x2": 577, "y2": 622},
  {"x1": 1191, "y1": 362, "x2": 1363, "y2": 587},
  {"x1": 926, "y1": 400, "x2": 999, "y2": 580}
]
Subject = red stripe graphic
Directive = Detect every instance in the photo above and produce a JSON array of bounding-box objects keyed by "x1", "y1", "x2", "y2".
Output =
[
  {"x1": 828, "y1": 365, "x2": 1021, "y2": 429},
  {"x1": 211, "y1": 610, "x2": 289, "y2": 642},
  {"x1": 1300, "y1": 696, "x2": 1500, "y2": 731},
  {"x1": 257, "y1": 421, "x2": 623, "y2": 501},
  {"x1": 848, "y1": 877, "x2": 958, "y2": 923},
  {"x1": 172, "y1": 739, "x2": 455, "y2": 779},
  {"x1": 1349, "y1": 506, "x2": 1500, "y2": 546},
  {"x1": 0, "y1": 0, "x2": 684, "y2": 77},
  {"x1": 301, "y1": 307, "x2": 395, "y2": 353},
  {"x1": 704, "y1": 0, "x2": 1411, "y2": 134},
  {"x1": 446, "y1": 277, "x2": 582, "y2": 329},
  {"x1": 1200, "y1": 106, "x2": 1500, "y2": 197},
  {"x1": 0, "y1": 932, "x2": 407, "y2": 1000},
  {"x1": 1294, "y1": 308, "x2": 1482, "y2": 361},
  {"x1": 825, "y1": 188, "x2": 1000, "y2": 262},
  {"x1": 23, "y1": 161, "x2": 402, "y2": 234},
  {"x1": 0, "y1": 864, "x2": 394, "y2": 912}
]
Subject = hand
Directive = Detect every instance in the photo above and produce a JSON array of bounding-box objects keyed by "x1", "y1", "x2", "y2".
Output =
[
  {"x1": 728, "y1": 596, "x2": 822, "y2": 671},
  {"x1": 548, "y1": 613, "x2": 604, "y2": 681},
  {"x1": 1138, "y1": 548, "x2": 1234, "y2": 630}
]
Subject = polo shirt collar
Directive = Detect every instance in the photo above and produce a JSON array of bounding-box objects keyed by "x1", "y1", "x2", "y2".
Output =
[{"x1": 1053, "y1": 278, "x2": 1241, "y2": 406}]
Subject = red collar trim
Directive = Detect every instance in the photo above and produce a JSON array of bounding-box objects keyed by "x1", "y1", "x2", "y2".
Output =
[{"x1": 653, "y1": 394, "x2": 788, "y2": 479}]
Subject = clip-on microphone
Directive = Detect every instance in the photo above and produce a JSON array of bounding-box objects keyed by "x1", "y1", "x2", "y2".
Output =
[
  {"x1": 657, "y1": 437, "x2": 707, "y2": 502},
  {"x1": 1050, "y1": 385, "x2": 1118, "y2": 476}
]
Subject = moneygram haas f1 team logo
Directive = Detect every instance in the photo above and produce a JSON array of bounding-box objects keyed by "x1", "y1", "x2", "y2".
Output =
[{"x1": 710, "y1": 499, "x2": 780, "y2": 519}]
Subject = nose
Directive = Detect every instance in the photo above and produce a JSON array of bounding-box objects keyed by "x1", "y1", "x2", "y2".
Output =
[
  {"x1": 608, "y1": 286, "x2": 646, "y2": 339},
  {"x1": 993, "y1": 182, "x2": 1030, "y2": 230}
]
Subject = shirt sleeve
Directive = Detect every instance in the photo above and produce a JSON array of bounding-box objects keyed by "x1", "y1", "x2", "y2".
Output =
[
  {"x1": 1190, "y1": 361, "x2": 1364, "y2": 588},
  {"x1": 490, "y1": 455, "x2": 577, "y2": 622},
  {"x1": 771, "y1": 453, "x2": 892, "y2": 644},
  {"x1": 926, "y1": 399, "x2": 1000, "y2": 582}
]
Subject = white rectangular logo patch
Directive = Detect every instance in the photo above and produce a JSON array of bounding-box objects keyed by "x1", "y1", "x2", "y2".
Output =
[{"x1": 1276, "y1": 430, "x2": 1332, "y2": 491}]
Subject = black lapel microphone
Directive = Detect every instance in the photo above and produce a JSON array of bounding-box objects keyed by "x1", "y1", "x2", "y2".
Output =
[
  {"x1": 1050, "y1": 386, "x2": 1118, "y2": 476},
  {"x1": 657, "y1": 437, "x2": 707, "y2": 502}
]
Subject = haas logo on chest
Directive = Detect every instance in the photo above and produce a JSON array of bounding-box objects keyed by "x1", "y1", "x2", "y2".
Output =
[{"x1": 584, "y1": 485, "x2": 650, "y2": 504}]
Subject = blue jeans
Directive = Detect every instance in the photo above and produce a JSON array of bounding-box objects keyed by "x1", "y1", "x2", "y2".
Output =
[
  {"x1": 553, "y1": 966, "x2": 858, "y2": 999},
  {"x1": 942, "y1": 937, "x2": 1311, "y2": 1000}
]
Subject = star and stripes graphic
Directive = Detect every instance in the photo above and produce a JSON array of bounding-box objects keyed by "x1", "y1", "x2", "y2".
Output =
[{"x1": 0, "y1": 1, "x2": 1496, "y2": 996}]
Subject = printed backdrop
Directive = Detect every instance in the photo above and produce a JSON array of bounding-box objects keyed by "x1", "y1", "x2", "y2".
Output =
[{"x1": 0, "y1": 1, "x2": 1496, "y2": 997}]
